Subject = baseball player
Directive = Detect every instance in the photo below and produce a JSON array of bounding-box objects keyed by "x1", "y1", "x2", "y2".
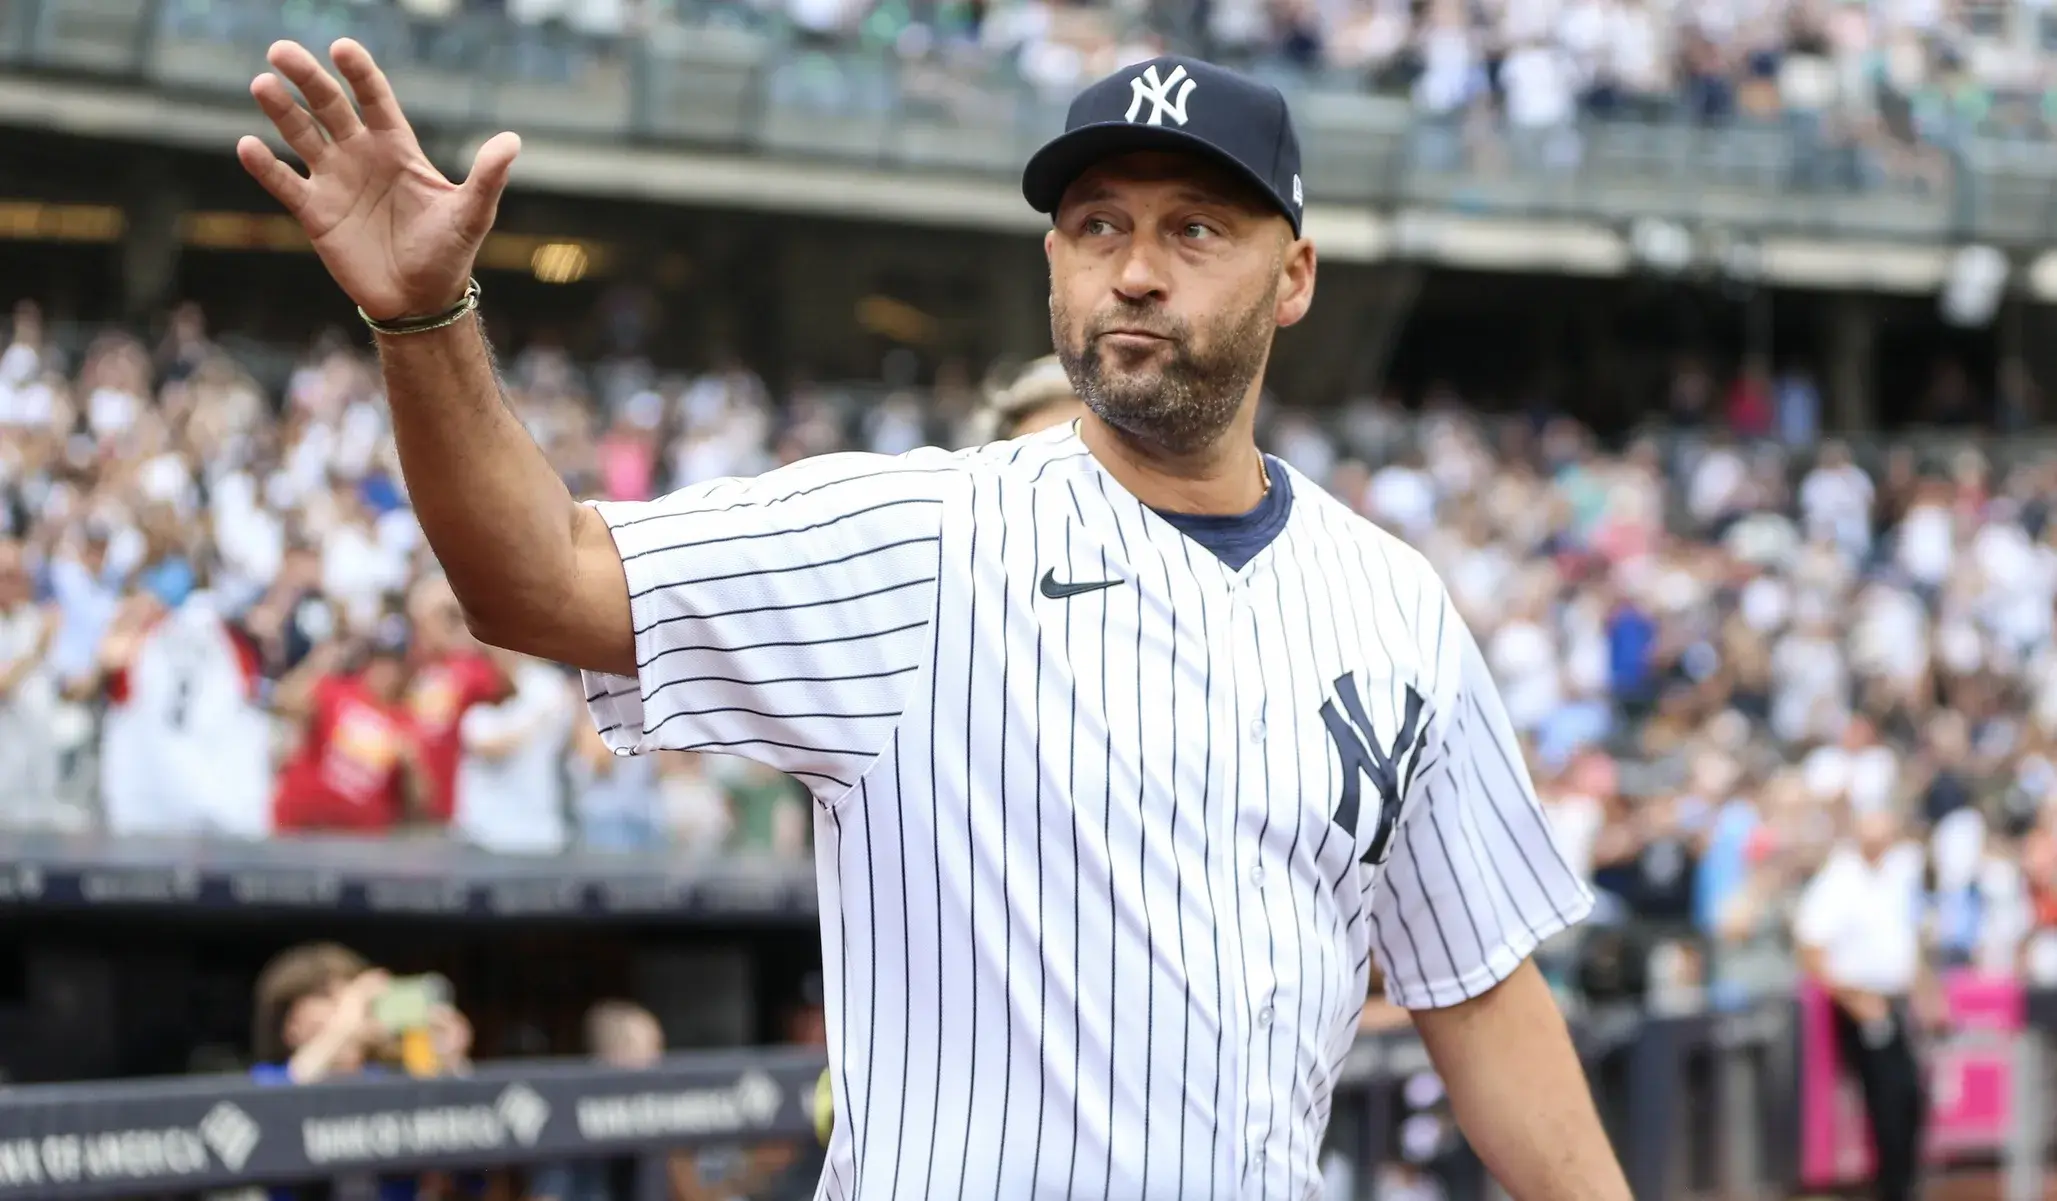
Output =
[{"x1": 241, "y1": 42, "x2": 1629, "y2": 1200}]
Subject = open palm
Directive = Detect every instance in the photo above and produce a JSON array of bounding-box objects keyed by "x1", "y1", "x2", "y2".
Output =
[{"x1": 237, "y1": 39, "x2": 520, "y2": 323}]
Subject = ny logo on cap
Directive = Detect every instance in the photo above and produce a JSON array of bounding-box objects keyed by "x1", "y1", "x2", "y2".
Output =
[{"x1": 1126, "y1": 63, "x2": 1197, "y2": 127}]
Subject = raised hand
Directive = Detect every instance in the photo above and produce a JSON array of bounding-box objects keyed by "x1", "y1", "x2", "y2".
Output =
[{"x1": 238, "y1": 39, "x2": 520, "y2": 322}]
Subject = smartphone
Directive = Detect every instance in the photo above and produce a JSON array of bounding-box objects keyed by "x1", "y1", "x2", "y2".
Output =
[{"x1": 371, "y1": 974, "x2": 450, "y2": 1034}]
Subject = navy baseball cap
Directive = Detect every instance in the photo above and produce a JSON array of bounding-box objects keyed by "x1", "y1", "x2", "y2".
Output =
[{"x1": 1023, "y1": 56, "x2": 1305, "y2": 236}]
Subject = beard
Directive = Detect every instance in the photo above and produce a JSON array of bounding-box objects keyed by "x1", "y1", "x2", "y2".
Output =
[{"x1": 1052, "y1": 280, "x2": 1276, "y2": 456}]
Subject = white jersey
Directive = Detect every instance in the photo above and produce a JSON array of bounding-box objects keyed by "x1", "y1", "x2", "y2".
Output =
[
  {"x1": 585, "y1": 425, "x2": 1592, "y2": 1201},
  {"x1": 101, "y1": 598, "x2": 271, "y2": 839}
]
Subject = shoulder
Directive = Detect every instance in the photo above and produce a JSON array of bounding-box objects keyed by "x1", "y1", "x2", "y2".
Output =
[
  {"x1": 1283, "y1": 462, "x2": 1454, "y2": 626},
  {"x1": 956, "y1": 421, "x2": 1093, "y2": 483},
  {"x1": 1807, "y1": 846, "x2": 1866, "y2": 893}
]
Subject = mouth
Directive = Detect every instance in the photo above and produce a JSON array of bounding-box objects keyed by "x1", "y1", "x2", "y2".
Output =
[{"x1": 1097, "y1": 329, "x2": 1174, "y2": 350}]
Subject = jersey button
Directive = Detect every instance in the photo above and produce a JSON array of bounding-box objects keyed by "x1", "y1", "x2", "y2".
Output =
[
  {"x1": 1256, "y1": 1006, "x2": 1274, "y2": 1027},
  {"x1": 1249, "y1": 718, "x2": 1267, "y2": 741},
  {"x1": 1249, "y1": 864, "x2": 1266, "y2": 888}
]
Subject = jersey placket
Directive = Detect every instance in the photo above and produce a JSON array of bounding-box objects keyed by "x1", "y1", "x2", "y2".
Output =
[{"x1": 1224, "y1": 566, "x2": 1285, "y2": 1194}]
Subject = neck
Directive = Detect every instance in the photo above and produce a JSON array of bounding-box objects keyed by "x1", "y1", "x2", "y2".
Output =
[{"x1": 1079, "y1": 409, "x2": 1269, "y2": 516}]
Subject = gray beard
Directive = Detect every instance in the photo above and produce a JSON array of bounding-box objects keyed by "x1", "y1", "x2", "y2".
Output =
[{"x1": 1052, "y1": 286, "x2": 1275, "y2": 457}]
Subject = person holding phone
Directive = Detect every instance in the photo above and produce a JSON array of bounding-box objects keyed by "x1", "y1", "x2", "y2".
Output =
[{"x1": 250, "y1": 943, "x2": 476, "y2": 1201}]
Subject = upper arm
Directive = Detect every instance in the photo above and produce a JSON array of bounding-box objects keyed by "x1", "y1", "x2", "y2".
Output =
[
  {"x1": 509, "y1": 503, "x2": 638, "y2": 677},
  {"x1": 1371, "y1": 587, "x2": 1595, "y2": 1010},
  {"x1": 579, "y1": 451, "x2": 954, "y2": 801}
]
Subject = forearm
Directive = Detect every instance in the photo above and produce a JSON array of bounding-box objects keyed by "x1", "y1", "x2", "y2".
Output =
[
  {"x1": 1414, "y1": 961, "x2": 1630, "y2": 1201},
  {"x1": 285, "y1": 1022, "x2": 360, "y2": 1083},
  {"x1": 373, "y1": 317, "x2": 584, "y2": 657}
]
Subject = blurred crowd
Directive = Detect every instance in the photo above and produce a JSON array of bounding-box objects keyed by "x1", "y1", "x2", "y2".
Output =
[
  {"x1": 0, "y1": 299, "x2": 815, "y2": 861},
  {"x1": 7, "y1": 291, "x2": 2057, "y2": 1015},
  {"x1": 364, "y1": 0, "x2": 2057, "y2": 148},
  {"x1": 1312, "y1": 387, "x2": 2057, "y2": 1011}
]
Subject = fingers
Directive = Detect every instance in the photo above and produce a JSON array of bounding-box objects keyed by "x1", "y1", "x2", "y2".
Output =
[
  {"x1": 330, "y1": 38, "x2": 411, "y2": 135},
  {"x1": 236, "y1": 135, "x2": 311, "y2": 212},
  {"x1": 250, "y1": 73, "x2": 330, "y2": 168},
  {"x1": 266, "y1": 40, "x2": 365, "y2": 144},
  {"x1": 457, "y1": 131, "x2": 522, "y2": 240}
]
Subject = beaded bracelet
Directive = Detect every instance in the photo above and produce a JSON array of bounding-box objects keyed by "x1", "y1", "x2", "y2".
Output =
[{"x1": 358, "y1": 277, "x2": 482, "y2": 337}]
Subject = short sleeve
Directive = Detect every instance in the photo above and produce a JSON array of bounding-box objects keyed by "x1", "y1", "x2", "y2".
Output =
[
  {"x1": 1370, "y1": 594, "x2": 1595, "y2": 1009},
  {"x1": 581, "y1": 450, "x2": 955, "y2": 800},
  {"x1": 1793, "y1": 853, "x2": 1855, "y2": 949}
]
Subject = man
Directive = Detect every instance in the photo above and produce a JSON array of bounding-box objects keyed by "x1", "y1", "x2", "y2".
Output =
[
  {"x1": 241, "y1": 44, "x2": 1625, "y2": 1198},
  {"x1": 1794, "y1": 809, "x2": 1936, "y2": 1201},
  {"x1": 272, "y1": 622, "x2": 426, "y2": 834},
  {"x1": 975, "y1": 354, "x2": 1088, "y2": 442}
]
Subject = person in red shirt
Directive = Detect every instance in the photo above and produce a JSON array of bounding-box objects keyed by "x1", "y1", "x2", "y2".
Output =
[
  {"x1": 403, "y1": 578, "x2": 510, "y2": 825},
  {"x1": 273, "y1": 624, "x2": 425, "y2": 834}
]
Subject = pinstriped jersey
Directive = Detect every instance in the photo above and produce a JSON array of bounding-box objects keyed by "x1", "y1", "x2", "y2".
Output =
[{"x1": 584, "y1": 422, "x2": 1593, "y2": 1200}]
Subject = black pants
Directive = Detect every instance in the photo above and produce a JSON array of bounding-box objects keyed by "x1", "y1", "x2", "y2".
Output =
[{"x1": 1831, "y1": 998, "x2": 1927, "y2": 1201}]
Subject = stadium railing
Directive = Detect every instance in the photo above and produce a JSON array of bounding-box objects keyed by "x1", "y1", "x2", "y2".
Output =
[
  {"x1": 6, "y1": 0, "x2": 2057, "y2": 245},
  {"x1": 0, "y1": 831, "x2": 818, "y2": 920},
  {"x1": 0, "y1": 991, "x2": 2048, "y2": 1201}
]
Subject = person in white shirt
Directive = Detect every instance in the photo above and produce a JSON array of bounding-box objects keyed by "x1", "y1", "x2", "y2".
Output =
[
  {"x1": 453, "y1": 650, "x2": 575, "y2": 854},
  {"x1": 97, "y1": 588, "x2": 272, "y2": 839},
  {"x1": 0, "y1": 539, "x2": 62, "y2": 827},
  {"x1": 1793, "y1": 810, "x2": 1938, "y2": 1201},
  {"x1": 1798, "y1": 443, "x2": 1874, "y2": 561}
]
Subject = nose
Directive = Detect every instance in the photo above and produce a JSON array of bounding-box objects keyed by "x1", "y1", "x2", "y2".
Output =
[{"x1": 1112, "y1": 235, "x2": 1170, "y2": 303}]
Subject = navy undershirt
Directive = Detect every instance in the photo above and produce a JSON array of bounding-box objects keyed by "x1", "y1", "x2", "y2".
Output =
[{"x1": 1149, "y1": 455, "x2": 1294, "y2": 571}]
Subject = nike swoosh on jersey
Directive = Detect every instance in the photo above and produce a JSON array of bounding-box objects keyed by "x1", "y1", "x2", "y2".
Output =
[{"x1": 1039, "y1": 568, "x2": 1123, "y2": 599}]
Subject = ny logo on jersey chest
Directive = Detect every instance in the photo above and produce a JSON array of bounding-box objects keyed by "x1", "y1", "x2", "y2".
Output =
[{"x1": 1320, "y1": 672, "x2": 1431, "y2": 866}]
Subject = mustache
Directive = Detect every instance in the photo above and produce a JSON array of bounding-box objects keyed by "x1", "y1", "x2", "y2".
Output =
[{"x1": 1085, "y1": 307, "x2": 1189, "y2": 343}]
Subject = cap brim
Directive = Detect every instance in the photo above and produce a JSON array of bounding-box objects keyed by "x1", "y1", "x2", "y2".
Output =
[{"x1": 1022, "y1": 121, "x2": 1296, "y2": 230}]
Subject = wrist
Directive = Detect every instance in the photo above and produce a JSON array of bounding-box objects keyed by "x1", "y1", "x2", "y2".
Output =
[{"x1": 362, "y1": 279, "x2": 481, "y2": 337}]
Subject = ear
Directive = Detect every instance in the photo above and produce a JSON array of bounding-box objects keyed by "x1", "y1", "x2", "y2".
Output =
[
  {"x1": 1044, "y1": 227, "x2": 1057, "y2": 262},
  {"x1": 1275, "y1": 234, "x2": 1317, "y2": 329}
]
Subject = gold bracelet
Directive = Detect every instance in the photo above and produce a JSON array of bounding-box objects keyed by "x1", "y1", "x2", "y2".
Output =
[{"x1": 359, "y1": 277, "x2": 481, "y2": 337}]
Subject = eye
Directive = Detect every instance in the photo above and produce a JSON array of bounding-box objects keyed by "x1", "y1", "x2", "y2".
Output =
[
  {"x1": 1082, "y1": 216, "x2": 1118, "y2": 237},
  {"x1": 1182, "y1": 221, "x2": 1219, "y2": 241}
]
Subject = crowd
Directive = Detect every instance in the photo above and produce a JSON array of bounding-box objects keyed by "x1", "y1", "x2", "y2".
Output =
[
  {"x1": 354, "y1": 0, "x2": 2057, "y2": 150},
  {"x1": 0, "y1": 298, "x2": 816, "y2": 861},
  {"x1": 6, "y1": 292, "x2": 2057, "y2": 1008}
]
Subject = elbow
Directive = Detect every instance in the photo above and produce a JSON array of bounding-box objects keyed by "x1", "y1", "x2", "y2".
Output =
[{"x1": 457, "y1": 602, "x2": 545, "y2": 659}]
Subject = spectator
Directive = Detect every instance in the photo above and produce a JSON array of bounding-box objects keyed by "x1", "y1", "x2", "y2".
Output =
[
  {"x1": 251, "y1": 943, "x2": 476, "y2": 1201},
  {"x1": 453, "y1": 650, "x2": 575, "y2": 855},
  {"x1": 97, "y1": 587, "x2": 270, "y2": 839},
  {"x1": 272, "y1": 621, "x2": 427, "y2": 834},
  {"x1": 529, "y1": 1000, "x2": 665, "y2": 1201},
  {"x1": 568, "y1": 717, "x2": 665, "y2": 850},
  {"x1": 1794, "y1": 809, "x2": 1938, "y2": 1201},
  {"x1": 405, "y1": 576, "x2": 513, "y2": 826},
  {"x1": 0, "y1": 536, "x2": 60, "y2": 825},
  {"x1": 970, "y1": 354, "x2": 1086, "y2": 443}
]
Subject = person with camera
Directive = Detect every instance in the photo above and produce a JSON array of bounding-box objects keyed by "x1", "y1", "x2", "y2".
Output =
[{"x1": 251, "y1": 942, "x2": 475, "y2": 1201}]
